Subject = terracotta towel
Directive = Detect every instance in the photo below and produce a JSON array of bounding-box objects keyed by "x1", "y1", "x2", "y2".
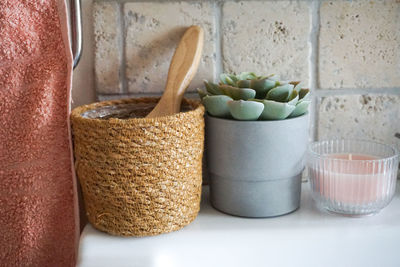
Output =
[{"x1": 0, "y1": 0, "x2": 79, "y2": 266}]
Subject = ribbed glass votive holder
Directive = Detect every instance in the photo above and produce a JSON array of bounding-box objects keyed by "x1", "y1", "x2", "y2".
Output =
[{"x1": 307, "y1": 139, "x2": 399, "y2": 216}]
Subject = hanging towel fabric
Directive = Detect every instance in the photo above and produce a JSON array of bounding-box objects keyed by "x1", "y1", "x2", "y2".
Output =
[{"x1": 0, "y1": 0, "x2": 79, "y2": 266}]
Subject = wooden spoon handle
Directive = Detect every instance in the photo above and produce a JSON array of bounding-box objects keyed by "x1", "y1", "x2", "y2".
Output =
[{"x1": 146, "y1": 25, "x2": 204, "y2": 118}]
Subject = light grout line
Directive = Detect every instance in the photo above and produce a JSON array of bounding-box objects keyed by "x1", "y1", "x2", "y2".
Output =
[
  {"x1": 315, "y1": 87, "x2": 400, "y2": 96},
  {"x1": 309, "y1": 0, "x2": 321, "y2": 141},
  {"x1": 214, "y1": 1, "x2": 223, "y2": 81},
  {"x1": 119, "y1": 2, "x2": 128, "y2": 94}
]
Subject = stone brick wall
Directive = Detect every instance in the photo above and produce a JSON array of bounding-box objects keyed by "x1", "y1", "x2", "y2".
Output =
[{"x1": 92, "y1": 0, "x2": 400, "y2": 149}]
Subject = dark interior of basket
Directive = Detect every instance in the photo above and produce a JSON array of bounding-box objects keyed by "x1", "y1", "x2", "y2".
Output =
[{"x1": 81, "y1": 101, "x2": 194, "y2": 120}]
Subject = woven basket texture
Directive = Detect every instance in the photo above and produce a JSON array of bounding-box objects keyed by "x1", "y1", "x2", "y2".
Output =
[{"x1": 71, "y1": 98, "x2": 205, "y2": 236}]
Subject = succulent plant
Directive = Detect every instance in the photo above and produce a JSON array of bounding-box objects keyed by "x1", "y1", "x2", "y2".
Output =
[{"x1": 198, "y1": 72, "x2": 310, "y2": 121}]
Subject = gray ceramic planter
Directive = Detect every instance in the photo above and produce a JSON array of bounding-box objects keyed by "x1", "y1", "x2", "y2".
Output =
[{"x1": 206, "y1": 113, "x2": 309, "y2": 217}]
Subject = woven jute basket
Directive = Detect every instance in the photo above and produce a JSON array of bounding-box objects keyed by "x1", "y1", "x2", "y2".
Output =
[{"x1": 71, "y1": 97, "x2": 205, "y2": 236}]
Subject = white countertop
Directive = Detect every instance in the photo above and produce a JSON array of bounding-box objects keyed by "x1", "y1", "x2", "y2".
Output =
[{"x1": 78, "y1": 182, "x2": 400, "y2": 267}]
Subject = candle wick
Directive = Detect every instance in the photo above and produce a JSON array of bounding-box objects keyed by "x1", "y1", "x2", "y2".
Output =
[{"x1": 349, "y1": 153, "x2": 352, "y2": 160}]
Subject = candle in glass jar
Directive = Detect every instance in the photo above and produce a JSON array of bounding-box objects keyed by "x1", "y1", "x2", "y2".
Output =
[
  {"x1": 310, "y1": 153, "x2": 390, "y2": 204},
  {"x1": 307, "y1": 139, "x2": 398, "y2": 216}
]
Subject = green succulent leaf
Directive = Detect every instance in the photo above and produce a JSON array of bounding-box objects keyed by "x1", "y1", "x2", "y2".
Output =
[
  {"x1": 257, "y1": 74, "x2": 275, "y2": 80},
  {"x1": 250, "y1": 78, "x2": 277, "y2": 98},
  {"x1": 202, "y1": 95, "x2": 233, "y2": 118},
  {"x1": 220, "y1": 85, "x2": 256, "y2": 100},
  {"x1": 227, "y1": 100, "x2": 264, "y2": 121},
  {"x1": 293, "y1": 82, "x2": 302, "y2": 93},
  {"x1": 289, "y1": 100, "x2": 310, "y2": 118},
  {"x1": 219, "y1": 74, "x2": 228, "y2": 84},
  {"x1": 204, "y1": 81, "x2": 222, "y2": 95},
  {"x1": 197, "y1": 88, "x2": 209, "y2": 100},
  {"x1": 288, "y1": 90, "x2": 299, "y2": 106},
  {"x1": 237, "y1": 79, "x2": 251, "y2": 88},
  {"x1": 258, "y1": 100, "x2": 296, "y2": 120},
  {"x1": 225, "y1": 77, "x2": 235, "y2": 86},
  {"x1": 266, "y1": 83, "x2": 294, "y2": 102},
  {"x1": 220, "y1": 73, "x2": 237, "y2": 86},
  {"x1": 231, "y1": 74, "x2": 239, "y2": 80},
  {"x1": 237, "y1": 72, "x2": 258, "y2": 80},
  {"x1": 229, "y1": 75, "x2": 239, "y2": 85},
  {"x1": 299, "y1": 88, "x2": 310, "y2": 100}
]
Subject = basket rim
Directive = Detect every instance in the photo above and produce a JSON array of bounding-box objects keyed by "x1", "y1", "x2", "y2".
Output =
[{"x1": 71, "y1": 97, "x2": 204, "y2": 124}]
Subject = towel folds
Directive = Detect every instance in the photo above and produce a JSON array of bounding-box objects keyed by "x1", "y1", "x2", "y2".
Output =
[{"x1": 0, "y1": 0, "x2": 79, "y2": 266}]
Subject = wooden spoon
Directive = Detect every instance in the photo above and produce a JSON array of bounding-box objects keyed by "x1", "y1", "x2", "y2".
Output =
[{"x1": 146, "y1": 25, "x2": 204, "y2": 118}]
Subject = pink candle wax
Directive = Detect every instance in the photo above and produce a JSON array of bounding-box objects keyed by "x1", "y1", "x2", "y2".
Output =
[{"x1": 310, "y1": 153, "x2": 392, "y2": 204}]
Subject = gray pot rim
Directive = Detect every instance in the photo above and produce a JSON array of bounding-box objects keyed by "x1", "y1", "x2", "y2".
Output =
[{"x1": 205, "y1": 112, "x2": 309, "y2": 124}]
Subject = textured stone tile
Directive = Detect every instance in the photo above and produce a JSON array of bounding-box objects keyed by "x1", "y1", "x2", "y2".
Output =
[
  {"x1": 93, "y1": 2, "x2": 122, "y2": 94},
  {"x1": 124, "y1": 2, "x2": 215, "y2": 94},
  {"x1": 319, "y1": 1, "x2": 400, "y2": 89},
  {"x1": 222, "y1": 1, "x2": 310, "y2": 85},
  {"x1": 318, "y1": 95, "x2": 400, "y2": 151}
]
